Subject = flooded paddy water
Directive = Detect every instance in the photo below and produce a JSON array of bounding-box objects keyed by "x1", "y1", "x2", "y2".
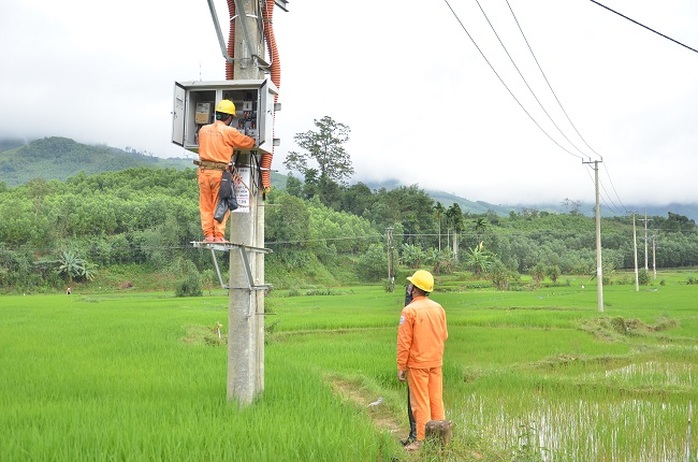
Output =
[{"x1": 455, "y1": 360, "x2": 697, "y2": 461}]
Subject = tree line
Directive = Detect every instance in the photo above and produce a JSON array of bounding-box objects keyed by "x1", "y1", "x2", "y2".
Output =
[
  {"x1": 1, "y1": 118, "x2": 697, "y2": 293},
  {"x1": 2, "y1": 165, "x2": 697, "y2": 293}
]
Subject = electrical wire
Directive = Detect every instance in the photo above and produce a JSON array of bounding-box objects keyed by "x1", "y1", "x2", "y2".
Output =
[
  {"x1": 582, "y1": 0, "x2": 696, "y2": 241},
  {"x1": 582, "y1": 164, "x2": 618, "y2": 215},
  {"x1": 441, "y1": 0, "x2": 585, "y2": 160},
  {"x1": 505, "y1": 0, "x2": 603, "y2": 161},
  {"x1": 588, "y1": 0, "x2": 698, "y2": 55},
  {"x1": 601, "y1": 163, "x2": 629, "y2": 214},
  {"x1": 266, "y1": 234, "x2": 382, "y2": 246},
  {"x1": 9, "y1": 219, "x2": 698, "y2": 256},
  {"x1": 445, "y1": 0, "x2": 638, "y2": 215},
  {"x1": 475, "y1": 0, "x2": 590, "y2": 159}
]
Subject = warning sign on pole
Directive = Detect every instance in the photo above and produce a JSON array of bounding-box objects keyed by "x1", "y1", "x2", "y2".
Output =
[{"x1": 232, "y1": 167, "x2": 251, "y2": 214}]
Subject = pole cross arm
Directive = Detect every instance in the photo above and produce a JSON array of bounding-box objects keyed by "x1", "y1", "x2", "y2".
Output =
[
  {"x1": 206, "y1": 0, "x2": 235, "y2": 64},
  {"x1": 191, "y1": 241, "x2": 272, "y2": 291}
]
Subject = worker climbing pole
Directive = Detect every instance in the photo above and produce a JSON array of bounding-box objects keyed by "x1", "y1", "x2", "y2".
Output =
[{"x1": 171, "y1": 0, "x2": 287, "y2": 406}]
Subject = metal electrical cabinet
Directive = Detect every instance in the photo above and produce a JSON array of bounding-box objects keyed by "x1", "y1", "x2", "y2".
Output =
[{"x1": 171, "y1": 79, "x2": 278, "y2": 154}]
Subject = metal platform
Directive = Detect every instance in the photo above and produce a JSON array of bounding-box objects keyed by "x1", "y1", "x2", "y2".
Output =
[{"x1": 191, "y1": 241, "x2": 272, "y2": 291}]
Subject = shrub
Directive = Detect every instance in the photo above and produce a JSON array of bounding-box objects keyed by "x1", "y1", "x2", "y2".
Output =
[
  {"x1": 545, "y1": 265, "x2": 561, "y2": 284},
  {"x1": 173, "y1": 258, "x2": 203, "y2": 297},
  {"x1": 489, "y1": 260, "x2": 512, "y2": 291},
  {"x1": 175, "y1": 273, "x2": 203, "y2": 297},
  {"x1": 355, "y1": 243, "x2": 387, "y2": 282}
]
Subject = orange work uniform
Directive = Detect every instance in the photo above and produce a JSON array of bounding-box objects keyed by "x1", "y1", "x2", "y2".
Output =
[
  {"x1": 396, "y1": 294, "x2": 448, "y2": 441},
  {"x1": 197, "y1": 120, "x2": 255, "y2": 240}
]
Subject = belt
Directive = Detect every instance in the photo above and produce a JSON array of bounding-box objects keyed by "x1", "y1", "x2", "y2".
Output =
[{"x1": 194, "y1": 159, "x2": 228, "y2": 171}]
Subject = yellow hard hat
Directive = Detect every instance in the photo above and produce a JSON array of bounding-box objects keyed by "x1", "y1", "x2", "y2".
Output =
[
  {"x1": 407, "y1": 270, "x2": 434, "y2": 293},
  {"x1": 215, "y1": 99, "x2": 236, "y2": 116}
]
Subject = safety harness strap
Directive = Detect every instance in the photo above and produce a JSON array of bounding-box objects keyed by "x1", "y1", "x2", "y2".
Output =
[{"x1": 194, "y1": 159, "x2": 228, "y2": 171}]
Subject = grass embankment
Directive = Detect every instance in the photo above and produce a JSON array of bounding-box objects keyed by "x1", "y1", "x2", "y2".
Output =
[{"x1": 1, "y1": 272, "x2": 697, "y2": 461}]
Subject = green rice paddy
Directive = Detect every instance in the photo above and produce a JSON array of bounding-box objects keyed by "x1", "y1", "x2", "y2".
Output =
[{"x1": 1, "y1": 272, "x2": 697, "y2": 461}]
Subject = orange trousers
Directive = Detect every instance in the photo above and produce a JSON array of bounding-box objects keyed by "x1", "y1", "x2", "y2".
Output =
[
  {"x1": 407, "y1": 366, "x2": 445, "y2": 440},
  {"x1": 197, "y1": 168, "x2": 229, "y2": 239}
]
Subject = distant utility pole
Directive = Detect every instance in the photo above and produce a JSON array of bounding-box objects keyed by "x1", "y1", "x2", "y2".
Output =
[
  {"x1": 583, "y1": 160, "x2": 604, "y2": 312},
  {"x1": 386, "y1": 227, "x2": 395, "y2": 290},
  {"x1": 640, "y1": 212, "x2": 651, "y2": 270},
  {"x1": 652, "y1": 234, "x2": 657, "y2": 280},
  {"x1": 632, "y1": 213, "x2": 639, "y2": 292}
]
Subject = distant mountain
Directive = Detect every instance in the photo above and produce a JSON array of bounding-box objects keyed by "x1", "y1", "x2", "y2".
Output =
[
  {"x1": 359, "y1": 178, "x2": 698, "y2": 223},
  {"x1": 423, "y1": 189, "x2": 517, "y2": 216},
  {"x1": 354, "y1": 179, "x2": 513, "y2": 216},
  {"x1": 429, "y1": 195, "x2": 698, "y2": 223},
  {"x1": 0, "y1": 138, "x2": 27, "y2": 153},
  {"x1": 0, "y1": 136, "x2": 289, "y2": 189},
  {"x1": 0, "y1": 137, "x2": 193, "y2": 186}
]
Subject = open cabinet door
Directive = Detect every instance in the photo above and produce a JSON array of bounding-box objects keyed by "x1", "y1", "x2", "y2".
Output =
[
  {"x1": 257, "y1": 79, "x2": 277, "y2": 153},
  {"x1": 171, "y1": 82, "x2": 186, "y2": 147}
]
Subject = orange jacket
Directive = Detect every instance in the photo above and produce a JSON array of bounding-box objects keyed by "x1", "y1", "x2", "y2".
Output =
[
  {"x1": 198, "y1": 120, "x2": 255, "y2": 163},
  {"x1": 397, "y1": 295, "x2": 448, "y2": 370}
]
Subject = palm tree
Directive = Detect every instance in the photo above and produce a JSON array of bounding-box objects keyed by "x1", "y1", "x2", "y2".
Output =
[
  {"x1": 445, "y1": 204, "x2": 464, "y2": 260},
  {"x1": 434, "y1": 202, "x2": 445, "y2": 252},
  {"x1": 473, "y1": 217, "x2": 487, "y2": 243}
]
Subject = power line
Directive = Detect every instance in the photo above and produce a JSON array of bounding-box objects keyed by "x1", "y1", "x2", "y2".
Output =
[
  {"x1": 474, "y1": 0, "x2": 590, "y2": 159},
  {"x1": 507, "y1": 0, "x2": 635, "y2": 211},
  {"x1": 588, "y1": 0, "x2": 698, "y2": 55},
  {"x1": 504, "y1": 0, "x2": 638, "y2": 214},
  {"x1": 582, "y1": 162, "x2": 625, "y2": 216},
  {"x1": 445, "y1": 0, "x2": 634, "y2": 215},
  {"x1": 505, "y1": 0, "x2": 603, "y2": 161},
  {"x1": 601, "y1": 163, "x2": 629, "y2": 214},
  {"x1": 441, "y1": 0, "x2": 585, "y2": 160}
]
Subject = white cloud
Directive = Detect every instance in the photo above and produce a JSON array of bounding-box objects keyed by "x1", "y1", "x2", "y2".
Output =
[{"x1": 1, "y1": 0, "x2": 697, "y2": 206}]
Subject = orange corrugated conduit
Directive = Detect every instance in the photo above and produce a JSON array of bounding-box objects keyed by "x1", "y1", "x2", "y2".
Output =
[
  {"x1": 264, "y1": 0, "x2": 281, "y2": 92},
  {"x1": 225, "y1": 0, "x2": 280, "y2": 192},
  {"x1": 260, "y1": 0, "x2": 280, "y2": 192},
  {"x1": 225, "y1": 0, "x2": 236, "y2": 79}
]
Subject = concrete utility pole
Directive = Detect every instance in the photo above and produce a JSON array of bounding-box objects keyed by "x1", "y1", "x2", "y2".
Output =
[
  {"x1": 640, "y1": 212, "x2": 651, "y2": 270},
  {"x1": 584, "y1": 160, "x2": 604, "y2": 312},
  {"x1": 386, "y1": 227, "x2": 395, "y2": 290},
  {"x1": 632, "y1": 213, "x2": 639, "y2": 292},
  {"x1": 652, "y1": 234, "x2": 657, "y2": 280},
  {"x1": 228, "y1": 0, "x2": 267, "y2": 405}
]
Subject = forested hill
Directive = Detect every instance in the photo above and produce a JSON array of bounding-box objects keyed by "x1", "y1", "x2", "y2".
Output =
[
  {"x1": 2, "y1": 136, "x2": 697, "y2": 222},
  {"x1": 0, "y1": 137, "x2": 192, "y2": 186}
]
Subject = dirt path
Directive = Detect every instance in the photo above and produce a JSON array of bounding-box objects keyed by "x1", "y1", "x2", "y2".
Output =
[{"x1": 328, "y1": 376, "x2": 406, "y2": 440}]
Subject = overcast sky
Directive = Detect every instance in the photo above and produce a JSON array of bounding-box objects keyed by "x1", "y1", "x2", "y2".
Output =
[{"x1": 1, "y1": 0, "x2": 697, "y2": 209}]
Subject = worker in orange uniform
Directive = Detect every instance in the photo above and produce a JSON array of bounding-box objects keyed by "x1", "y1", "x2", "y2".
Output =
[
  {"x1": 396, "y1": 269, "x2": 448, "y2": 451},
  {"x1": 196, "y1": 99, "x2": 255, "y2": 243}
]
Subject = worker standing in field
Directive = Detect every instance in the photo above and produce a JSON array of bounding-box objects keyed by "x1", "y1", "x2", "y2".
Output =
[
  {"x1": 196, "y1": 99, "x2": 255, "y2": 243},
  {"x1": 396, "y1": 270, "x2": 448, "y2": 451}
]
